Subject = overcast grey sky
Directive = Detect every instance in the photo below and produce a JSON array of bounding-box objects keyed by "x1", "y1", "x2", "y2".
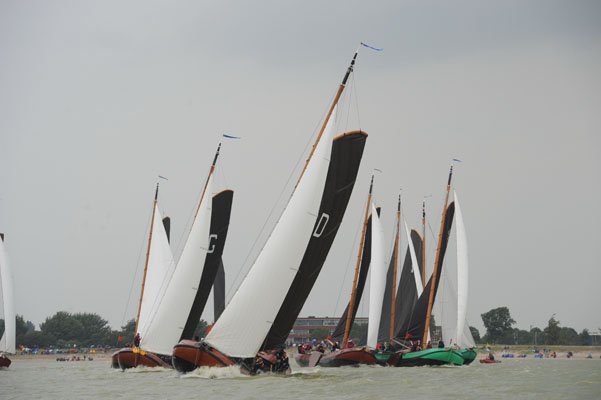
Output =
[{"x1": 1, "y1": 0, "x2": 599, "y2": 334}]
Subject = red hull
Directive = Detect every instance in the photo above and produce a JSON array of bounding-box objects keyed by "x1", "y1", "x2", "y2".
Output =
[
  {"x1": 110, "y1": 348, "x2": 172, "y2": 370},
  {"x1": 172, "y1": 340, "x2": 236, "y2": 373},
  {"x1": 0, "y1": 355, "x2": 11, "y2": 368},
  {"x1": 317, "y1": 347, "x2": 376, "y2": 367},
  {"x1": 479, "y1": 359, "x2": 501, "y2": 364}
]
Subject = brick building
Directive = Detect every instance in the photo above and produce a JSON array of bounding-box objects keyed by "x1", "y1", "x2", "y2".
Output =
[{"x1": 286, "y1": 316, "x2": 369, "y2": 346}]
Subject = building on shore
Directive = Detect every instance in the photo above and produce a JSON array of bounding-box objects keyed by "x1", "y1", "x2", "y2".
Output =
[{"x1": 286, "y1": 316, "x2": 368, "y2": 346}]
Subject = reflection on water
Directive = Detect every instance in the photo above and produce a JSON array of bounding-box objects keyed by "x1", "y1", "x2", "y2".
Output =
[{"x1": 2, "y1": 357, "x2": 600, "y2": 399}]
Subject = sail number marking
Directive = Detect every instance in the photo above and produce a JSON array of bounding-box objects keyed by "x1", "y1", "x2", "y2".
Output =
[{"x1": 312, "y1": 213, "x2": 330, "y2": 238}]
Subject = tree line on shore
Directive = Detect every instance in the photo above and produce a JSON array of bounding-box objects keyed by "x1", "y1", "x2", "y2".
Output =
[
  {"x1": 0, "y1": 307, "x2": 597, "y2": 349},
  {"x1": 473, "y1": 307, "x2": 595, "y2": 346}
]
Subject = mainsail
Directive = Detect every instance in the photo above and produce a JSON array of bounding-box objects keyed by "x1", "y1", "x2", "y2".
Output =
[
  {"x1": 402, "y1": 202, "x2": 455, "y2": 341},
  {"x1": 377, "y1": 248, "x2": 396, "y2": 342},
  {"x1": 454, "y1": 190, "x2": 475, "y2": 348},
  {"x1": 0, "y1": 235, "x2": 15, "y2": 354},
  {"x1": 331, "y1": 213, "x2": 376, "y2": 341},
  {"x1": 181, "y1": 189, "x2": 233, "y2": 339},
  {"x1": 205, "y1": 48, "x2": 368, "y2": 358},
  {"x1": 367, "y1": 204, "x2": 386, "y2": 349},
  {"x1": 141, "y1": 175, "x2": 213, "y2": 355},
  {"x1": 213, "y1": 260, "x2": 226, "y2": 321},
  {"x1": 205, "y1": 111, "x2": 337, "y2": 358},
  {"x1": 261, "y1": 130, "x2": 367, "y2": 350},
  {"x1": 136, "y1": 202, "x2": 176, "y2": 343},
  {"x1": 393, "y1": 229, "x2": 423, "y2": 340}
]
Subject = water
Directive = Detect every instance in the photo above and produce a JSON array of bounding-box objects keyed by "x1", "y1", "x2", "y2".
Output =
[{"x1": 1, "y1": 357, "x2": 600, "y2": 399}]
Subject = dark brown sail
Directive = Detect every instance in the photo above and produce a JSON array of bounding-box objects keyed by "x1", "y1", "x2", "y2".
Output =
[
  {"x1": 401, "y1": 202, "x2": 455, "y2": 341},
  {"x1": 213, "y1": 259, "x2": 226, "y2": 321},
  {"x1": 261, "y1": 131, "x2": 368, "y2": 350},
  {"x1": 331, "y1": 208, "x2": 381, "y2": 342},
  {"x1": 377, "y1": 250, "x2": 396, "y2": 342},
  {"x1": 393, "y1": 230, "x2": 423, "y2": 339},
  {"x1": 180, "y1": 190, "x2": 234, "y2": 340},
  {"x1": 162, "y1": 217, "x2": 171, "y2": 243}
]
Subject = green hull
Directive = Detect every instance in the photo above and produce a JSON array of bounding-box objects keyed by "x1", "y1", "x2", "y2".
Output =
[
  {"x1": 375, "y1": 352, "x2": 393, "y2": 363},
  {"x1": 394, "y1": 348, "x2": 465, "y2": 366},
  {"x1": 458, "y1": 348, "x2": 477, "y2": 365}
]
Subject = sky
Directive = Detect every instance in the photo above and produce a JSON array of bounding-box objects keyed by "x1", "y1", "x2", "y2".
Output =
[{"x1": 0, "y1": 0, "x2": 600, "y2": 335}]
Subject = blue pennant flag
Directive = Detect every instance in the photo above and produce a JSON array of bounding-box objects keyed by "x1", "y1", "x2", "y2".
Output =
[
  {"x1": 361, "y1": 42, "x2": 383, "y2": 52},
  {"x1": 223, "y1": 134, "x2": 241, "y2": 139}
]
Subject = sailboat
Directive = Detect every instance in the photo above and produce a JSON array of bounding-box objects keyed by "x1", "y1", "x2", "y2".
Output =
[
  {"x1": 443, "y1": 190, "x2": 476, "y2": 364},
  {"x1": 388, "y1": 166, "x2": 464, "y2": 367},
  {"x1": 112, "y1": 144, "x2": 234, "y2": 369},
  {"x1": 0, "y1": 234, "x2": 15, "y2": 369},
  {"x1": 306, "y1": 176, "x2": 384, "y2": 368},
  {"x1": 374, "y1": 195, "x2": 424, "y2": 364},
  {"x1": 172, "y1": 48, "x2": 369, "y2": 374}
]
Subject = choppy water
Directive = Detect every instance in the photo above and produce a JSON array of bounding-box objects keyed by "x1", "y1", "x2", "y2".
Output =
[{"x1": 1, "y1": 357, "x2": 600, "y2": 400}]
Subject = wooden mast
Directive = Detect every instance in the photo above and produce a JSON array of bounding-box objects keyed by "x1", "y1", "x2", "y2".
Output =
[
  {"x1": 295, "y1": 49, "x2": 359, "y2": 187},
  {"x1": 342, "y1": 174, "x2": 374, "y2": 347},
  {"x1": 134, "y1": 183, "x2": 159, "y2": 338},
  {"x1": 422, "y1": 166, "x2": 454, "y2": 346},
  {"x1": 421, "y1": 200, "x2": 426, "y2": 290},
  {"x1": 195, "y1": 142, "x2": 221, "y2": 217},
  {"x1": 389, "y1": 193, "x2": 401, "y2": 341}
]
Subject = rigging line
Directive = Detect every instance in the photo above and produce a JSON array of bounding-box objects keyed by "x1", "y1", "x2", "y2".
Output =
[
  {"x1": 343, "y1": 75, "x2": 353, "y2": 134},
  {"x1": 120, "y1": 202, "x2": 154, "y2": 327},
  {"x1": 352, "y1": 70, "x2": 362, "y2": 131},
  {"x1": 225, "y1": 95, "x2": 334, "y2": 300}
]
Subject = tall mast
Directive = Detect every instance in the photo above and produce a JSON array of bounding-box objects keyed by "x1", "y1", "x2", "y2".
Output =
[
  {"x1": 422, "y1": 166, "x2": 454, "y2": 345},
  {"x1": 195, "y1": 142, "x2": 221, "y2": 216},
  {"x1": 296, "y1": 49, "x2": 359, "y2": 187},
  {"x1": 343, "y1": 174, "x2": 374, "y2": 347},
  {"x1": 389, "y1": 193, "x2": 401, "y2": 341},
  {"x1": 134, "y1": 183, "x2": 159, "y2": 338},
  {"x1": 421, "y1": 200, "x2": 426, "y2": 289}
]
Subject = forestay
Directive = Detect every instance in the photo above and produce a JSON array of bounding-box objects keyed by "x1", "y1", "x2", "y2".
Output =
[
  {"x1": 141, "y1": 176, "x2": 213, "y2": 355},
  {"x1": 205, "y1": 109, "x2": 336, "y2": 358},
  {"x1": 0, "y1": 236, "x2": 15, "y2": 354},
  {"x1": 367, "y1": 204, "x2": 386, "y2": 349}
]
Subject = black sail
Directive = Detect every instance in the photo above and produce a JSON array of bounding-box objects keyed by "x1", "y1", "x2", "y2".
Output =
[
  {"x1": 213, "y1": 259, "x2": 226, "y2": 321},
  {"x1": 180, "y1": 190, "x2": 234, "y2": 340},
  {"x1": 331, "y1": 208, "x2": 380, "y2": 342},
  {"x1": 377, "y1": 248, "x2": 396, "y2": 342},
  {"x1": 162, "y1": 216, "x2": 171, "y2": 243},
  {"x1": 261, "y1": 131, "x2": 368, "y2": 350},
  {"x1": 393, "y1": 229, "x2": 423, "y2": 339},
  {"x1": 401, "y1": 202, "x2": 455, "y2": 341}
]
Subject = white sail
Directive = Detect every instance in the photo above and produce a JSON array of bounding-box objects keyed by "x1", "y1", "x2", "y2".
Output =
[
  {"x1": 403, "y1": 220, "x2": 423, "y2": 297},
  {"x1": 454, "y1": 190, "x2": 472, "y2": 347},
  {"x1": 0, "y1": 236, "x2": 15, "y2": 354},
  {"x1": 141, "y1": 175, "x2": 213, "y2": 355},
  {"x1": 205, "y1": 108, "x2": 337, "y2": 358},
  {"x1": 135, "y1": 204, "x2": 176, "y2": 346},
  {"x1": 367, "y1": 204, "x2": 386, "y2": 349}
]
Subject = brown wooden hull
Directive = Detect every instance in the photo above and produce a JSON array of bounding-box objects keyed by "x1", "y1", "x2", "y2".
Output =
[
  {"x1": 110, "y1": 348, "x2": 172, "y2": 370},
  {"x1": 0, "y1": 355, "x2": 11, "y2": 368},
  {"x1": 172, "y1": 340, "x2": 236, "y2": 373},
  {"x1": 317, "y1": 347, "x2": 376, "y2": 367}
]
